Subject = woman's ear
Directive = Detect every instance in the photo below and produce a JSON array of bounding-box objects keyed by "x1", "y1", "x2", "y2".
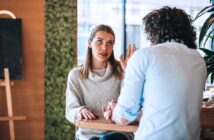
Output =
[{"x1": 88, "y1": 40, "x2": 92, "y2": 48}]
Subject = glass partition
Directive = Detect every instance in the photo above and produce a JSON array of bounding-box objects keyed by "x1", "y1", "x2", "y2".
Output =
[{"x1": 78, "y1": 0, "x2": 210, "y2": 65}]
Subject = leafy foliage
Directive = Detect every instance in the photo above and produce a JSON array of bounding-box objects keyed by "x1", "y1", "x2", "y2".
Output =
[
  {"x1": 195, "y1": 4, "x2": 214, "y2": 48},
  {"x1": 200, "y1": 48, "x2": 214, "y2": 83},
  {"x1": 195, "y1": 3, "x2": 214, "y2": 83},
  {"x1": 45, "y1": 0, "x2": 77, "y2": 139}
]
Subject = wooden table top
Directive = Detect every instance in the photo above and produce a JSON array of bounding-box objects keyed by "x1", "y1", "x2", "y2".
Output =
[
  {"x1": 75, "y1": 119, "x2": 138, "y2": 132},
  {"x1": 200, "y1": 108, "x2": 214, "y2": 129},
  {"x1": 74, "y1": 108, "x2": 214, "y2": 132}
]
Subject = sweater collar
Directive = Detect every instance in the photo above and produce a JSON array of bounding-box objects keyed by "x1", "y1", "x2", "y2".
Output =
[{"x1": 88, "y1": 62, "x2": 113, "y2": 82}]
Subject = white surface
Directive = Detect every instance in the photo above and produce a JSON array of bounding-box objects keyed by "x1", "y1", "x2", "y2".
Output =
[
  {"x1": 203, "y1": 91, "x2": 214, "y2": 99},
  {"x1": 129, "y1": 0, "x2": 210, "y2": 7}
]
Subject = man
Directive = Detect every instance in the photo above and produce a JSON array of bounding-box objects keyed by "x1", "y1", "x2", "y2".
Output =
[{"x1": 103, "y1": 6, "x2": 207, "y2": 140}]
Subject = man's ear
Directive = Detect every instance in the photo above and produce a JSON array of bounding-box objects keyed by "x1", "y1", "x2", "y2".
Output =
[{"x1": 88, "y1": 40, "x2": 92, "y2": 48}]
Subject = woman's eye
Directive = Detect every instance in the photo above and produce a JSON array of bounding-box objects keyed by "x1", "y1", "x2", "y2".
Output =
[
  {"x1": 95, "y1": 40, "x2": 102, "y2": 45},
  {"x1": 106, "y1": 42, "x2": 113, "y2": 46}
]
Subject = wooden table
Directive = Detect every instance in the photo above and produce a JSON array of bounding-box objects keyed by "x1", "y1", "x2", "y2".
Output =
[
  {"x1": 200, "y1": 108, "x2": 214, "y2": 129},
  {"x1": 75, "y1": 108, "x2": 214, "y2": 133},
  {"x1": 75, "y1": 119, "x2": 138, "y2": 132}
]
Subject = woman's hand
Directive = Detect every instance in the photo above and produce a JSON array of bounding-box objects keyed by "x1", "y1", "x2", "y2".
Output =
[
  {"x1": 79, "y1": 107, "x2": 97, "y2": 120},
  {"x1": 120, "y1": 44, "x2": 136, "y2": 71}
]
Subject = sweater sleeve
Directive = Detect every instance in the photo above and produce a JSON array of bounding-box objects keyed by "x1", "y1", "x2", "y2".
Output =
[{"x1": 65, "y1": 70, "x2": 86, "y2": 123}]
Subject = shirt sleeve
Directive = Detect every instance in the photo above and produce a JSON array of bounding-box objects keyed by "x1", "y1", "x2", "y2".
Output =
[
  {"x1": 113, "y1": 50, "x2": 146, "y2": 123},
  {"x1": 65, "y1": 70, "x2": 86, "y2": 123}
]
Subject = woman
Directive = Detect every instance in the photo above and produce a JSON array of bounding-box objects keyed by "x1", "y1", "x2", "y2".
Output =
[{"x1": 65, "y1": 24, "x2": 135, "y2": 140}]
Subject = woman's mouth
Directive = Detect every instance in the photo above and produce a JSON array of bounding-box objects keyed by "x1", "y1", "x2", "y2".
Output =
[{"x1": 99, "y1": 52, "x2": 108, "y2": 57}]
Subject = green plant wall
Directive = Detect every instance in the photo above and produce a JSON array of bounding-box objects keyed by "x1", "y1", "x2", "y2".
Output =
[{"x1": 45, "y1": 0, "x2": 77, "y2": 139}]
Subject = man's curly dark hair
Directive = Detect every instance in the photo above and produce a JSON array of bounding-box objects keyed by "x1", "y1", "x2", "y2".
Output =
[{"x1": 143, "y1": 6, "x2": 197, "y2": 49}]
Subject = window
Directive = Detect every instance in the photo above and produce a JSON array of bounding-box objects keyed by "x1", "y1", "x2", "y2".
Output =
[
  {"x1": 77, "y1": 0, "x2": 123, "y2": 64},
  {"x1": 77, "y1": 0, "x2": 210, "y2": 65}
]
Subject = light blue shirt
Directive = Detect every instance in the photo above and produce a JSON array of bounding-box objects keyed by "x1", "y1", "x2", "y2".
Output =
[{"x1": 113, "y1": 42, "x2": 207, "y2": 140}]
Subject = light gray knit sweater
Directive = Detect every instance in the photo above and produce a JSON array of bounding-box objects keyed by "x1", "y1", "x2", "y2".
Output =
[{"x1": 65, "y1": 63, "x2": 132, "y2": 140}]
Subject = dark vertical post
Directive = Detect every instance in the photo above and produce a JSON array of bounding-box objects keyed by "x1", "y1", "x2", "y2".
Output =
[
  {"x1": 121, "y1": 0, "x2": 126, "y2": 57},
  {"x1": 212, "y1": 0, "x2": 214, "y2": 50}
]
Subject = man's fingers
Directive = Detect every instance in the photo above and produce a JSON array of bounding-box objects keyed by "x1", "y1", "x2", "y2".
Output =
[
  {"x1": 102, "y1": 106, "x2": 106, "y2": 112},
  {"x1": 111, "y1": 100, "x2": 116, "y2": 103},
  {"x1": 107, "y1": 110, "x2": 112, "y2": 118},
  {"x1": 120, "y1": 118, "x2": 129, "y2": 125},
  {"x1": 106, "y1": 110, "x2": 113, "y2": 123},
  {"x1": 109, "y1": 101, "x2": 117, "y2": 110},
  {"x1": 107, "y1": 101, "x2": 112, "y2": 110}
]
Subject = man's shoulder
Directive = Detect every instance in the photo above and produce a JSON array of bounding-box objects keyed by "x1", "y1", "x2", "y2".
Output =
[{"x1": 132, "y1": 47, "x2": 154, "y2": 59}]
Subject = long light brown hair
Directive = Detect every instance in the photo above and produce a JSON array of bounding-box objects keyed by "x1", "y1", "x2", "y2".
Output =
[{"x1": 79, "y1": 24, "x2": 123, "y2": 80}]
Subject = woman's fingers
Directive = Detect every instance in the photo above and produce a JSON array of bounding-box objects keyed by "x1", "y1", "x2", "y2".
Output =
[
  {"x1": 120, "y1": 44, "x2": 136, "y2": 71},
  {"x1": 79, "y1": 113, "x2": 83, "y2": 120},
  {"x1": 84, "y1": 112, "x2": 95, "y2": 120},
  {"x1": 119, "y1": 54, "x2": 125, "y2": 69},
  {"x1": 80, "y1": 108, "x2": 97, "y2": 120},
  {"x1": 82, "y1": 111, "x2": 89, "y2": 119},
  {"x1": 126, "y1": 44, "x2": 131, "y2": 58},
  {"x1": 88, "y1": 111, "x2": 96, "y2": 119},
  {"x1": 127, "y1": 44, "x2": 136, "y2": 58},
  {"x1": 130, "y1": 44, "x2": 136, "y2": 55}
]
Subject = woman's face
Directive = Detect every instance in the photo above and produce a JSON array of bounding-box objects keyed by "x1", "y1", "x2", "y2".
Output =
[{"x1": 88, "y1": 31, "x2": 114, "y2": 68}]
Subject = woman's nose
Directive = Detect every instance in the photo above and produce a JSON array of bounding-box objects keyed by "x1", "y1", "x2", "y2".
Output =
[{"x1": 101, "y1": 43, "x2": 108, "y2": 50}]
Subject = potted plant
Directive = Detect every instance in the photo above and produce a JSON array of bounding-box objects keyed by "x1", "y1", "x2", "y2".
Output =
[
  {"x1": 195, "y1": 4, "x2": 214, "y2": 139},
  {"x1": 194, "y1": 3, "x2": 214, "y2": 83}
]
